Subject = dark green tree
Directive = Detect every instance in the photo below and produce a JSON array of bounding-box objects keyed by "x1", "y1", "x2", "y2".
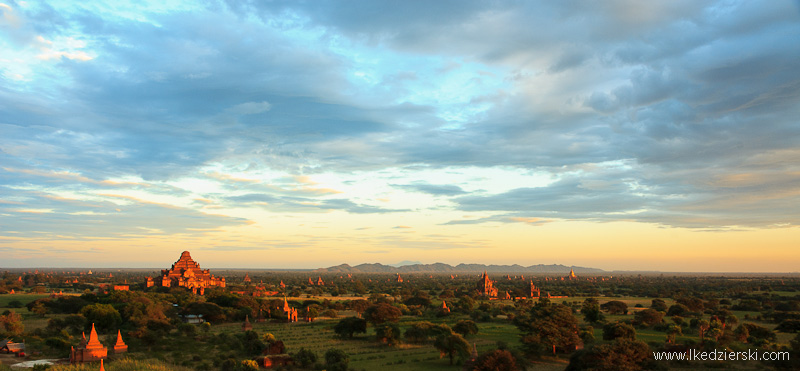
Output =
[
  {"x1": 454, "y1": 320, "x2": 479, "y2": 337},
  {"x1": 242, "y1": 330, "x2": 265, "y2": 356},
  {"x1": 293, "y1": 347, "x2": 317, "y2": 368},
  {"x1": 601, "y1": 300, "x2": 628, "y2": 315},
  {"x1": 376, "y1": 323, "x2": 401, "y2": 346},
  {"x1": 79, "y1": 303, "x2": 122, "y2": 332},
  {"x1": 633, "y1": 308, "x2": 664, "y2": 327},
  {"x1": 650, "y1": 299, "x2": 668, "y2": 312},
  {"x1": 603, "y1": 321, "x2": 636, "y2": 341},
  {"x1": 566, "y1": 339, "x2": 650, "y2": 371},
  {"x1": 363, "y1": 303, "x2": 401, "y2": 325},
  {"x1": 582, "y1": 298, "x2": 603, "y2": 324},
  {"x1": 333, "y1": 317, "x2": 367, "y2": 339},
  {"x1": 434, "y1": 332, "x2": 470, "y2": 365},
  {"x1": 515, "y1": 303, "x2": 580, "y2": 356},
  {"x1": 324, "y1": 348, "x2": 349, "y2": 371},
  {"x1": 471, "y1": 349, "x2": 521, "y2": 371}
]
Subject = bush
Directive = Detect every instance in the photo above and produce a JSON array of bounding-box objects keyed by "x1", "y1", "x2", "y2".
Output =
[
  {"x1": 239, "y1": 360, "x2": 259, "y2": 371},
  {"x1": 7, "y1": 300, "x2": 23, "y2": 308},
  {"x1": 603, "y1": 321, "x2": 636, "y2": 341},
  {"x1": 293, "y1": 347, "x2": 317, "y2": 368},
  {"x1": 325, "y1": 348, "x2": 349, "y2": 371}
]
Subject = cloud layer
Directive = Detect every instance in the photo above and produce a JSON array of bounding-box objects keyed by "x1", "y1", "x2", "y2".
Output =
[{"x1": 1, "y1": 0, "x2": 799, "y2": 263}]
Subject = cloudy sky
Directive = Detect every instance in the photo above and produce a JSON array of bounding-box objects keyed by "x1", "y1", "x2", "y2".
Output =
[{"x1": 1, "y1": 0, "x2": 799, "y2": 271}]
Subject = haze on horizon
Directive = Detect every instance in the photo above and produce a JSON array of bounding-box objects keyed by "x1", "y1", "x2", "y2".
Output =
[{"x1": 1, "y1": 1, "x2": 799, "y2": 273}]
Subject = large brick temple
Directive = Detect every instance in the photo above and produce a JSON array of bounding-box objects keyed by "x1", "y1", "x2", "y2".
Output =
[
  {"x1": 70, "y1": 323, "x2": 107, "y2": 363},
  {"x1": 146, "y1": 251, "x2": 226, "y2": 294},
  {"x1": 477, "y1": 271, "x2": 498, "y2": 297}
]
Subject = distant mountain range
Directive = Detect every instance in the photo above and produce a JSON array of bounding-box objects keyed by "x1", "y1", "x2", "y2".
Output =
[{"x1": 314, "y1": 262, "x2": 605, "y2": 274}]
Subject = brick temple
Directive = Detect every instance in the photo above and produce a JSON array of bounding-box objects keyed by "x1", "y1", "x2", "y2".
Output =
[
  {"x1": 70, "y1": 323, "x2": 107, "y2": 363},
  {"x1": 113, "y1": 330, "x2": 128, "y2": 354},
  {"x1": 477, "y1": 271, "x2": 498, "y2": 297},
  {"x1": 146, "y1": 251, "x2": 226, "y2": 294}
]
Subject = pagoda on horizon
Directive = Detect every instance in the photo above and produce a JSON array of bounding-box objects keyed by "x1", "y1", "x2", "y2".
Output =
[{"x1": 146, "y1": 251, "x2": 226, "y2": 294}]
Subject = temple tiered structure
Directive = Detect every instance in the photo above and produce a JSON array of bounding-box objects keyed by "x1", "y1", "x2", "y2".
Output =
[
  {"x1": 477, "y1": 271, "x2": 498, "y2": 297},
  {"x1": 530, "y1": 281, "x2": 541, "y2": 298},
  {"x1": 70, "y1": 323, "x2": 107, "y2": 363},
  {"x1": 113, "y1": 330, "x2": 128, "y2": 354},
  {"x1": 242, "y1": 315, "x2": 253, "y2": 331},
  {"x1": 146, "y1": 251, "x2": 225, "y2": 294},
  {"x1": 283, "y1": 297, "x2": 298, "y2": 322},
  {"x1": 566, "y1": 268, "x2": 577, "y2": 280},
  {"x1": 441, "y1": 300, "x2": 450, "y2": 314}
]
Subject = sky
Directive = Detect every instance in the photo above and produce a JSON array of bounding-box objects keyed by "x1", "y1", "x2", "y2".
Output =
[{"x1": 1, "y1": 1, "x2": 799, "y2": 272}]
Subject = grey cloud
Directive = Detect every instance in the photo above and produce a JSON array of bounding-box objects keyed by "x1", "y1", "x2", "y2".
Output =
[
  {"x1": 0, "y1": 187, "x2": 249, "y2": 238},
  {"x1": 391, "y1": 183, "x2": 466, "y2": 196},
  {"x1": 223, "y1": 193, "x2": 407, "y2": 214},
  {"x1": 2, "y1": 1, "x2": 799, "y2": 230}
]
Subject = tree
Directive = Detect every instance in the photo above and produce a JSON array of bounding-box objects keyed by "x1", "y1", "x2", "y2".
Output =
[
  {"x1": 580, "y1": 326, "x2": 595, "y2": 344},
  {"x1": 650, "y1": 299, "x2": 668, "y2": 312},
  {"x1": 602, "y1": 321, "x2": 636, "y2": 341},
  {"x1": 79, "y1": 303, "x2": 122, "y2": 332},
  {"x1": 434, "y1": 332, "x2": 470, "y2": 365},
  {"x1": 325, "y1": 348, "x2": 349, "y2": 371},
  {"x1": 736, "y1": 323, "x2": 777, "y2": 344},
  {"x1": 706, "y1": 319, "x2": 724, "y2": 342},
  {"x1": 7, "y1": 300, "x2": 24, "y2": 308},
  {"x1": 697, "y1": 319, "x2": 710, "y2": 340},
  {"x1": 0, "y1": 311, "x2": 24, "y2": 336},
  {"x1": 776, "y1": 320, "x2": 800, "y2": 333},
  {"x1": 31, "y1": 301, "x2": 48, "y2": 317},
  {"x1": 349, "y1": 299, "x2": 369, "y2": 317},
  {"x1": 667, "y1": 325, "x2": 683, "y2": 343},
  {"x1": 601, "y1": 300, "x2": 628, "y2": 315},
  {"x1": 333, "y1": 317, "x2": 367, "y2": 339},
  {"x1": 293, "y1": 348, "x2": 317, "y2": 368},
  {"x1": 515, "y1": 303, "x2": 580, "y2": 356},
  {"x1": 242, "y1": 330, "x2": 265, "y2": 356},
  {"x1": 404, "y1": 322, "x2": 452, "y2": 344},
  {"x1": 666, "y1": 325, "x2": 683, "y2": 343},
  {"x1": 566, "y1": 339, "x2": 650, "y2": 371},
  {"x1": 63, "y1": 314, "x2": 87, "y2": 334},
  {"x1": 633, "y1": 308, "x2": 664, "y2": 327},
  {"x1": 183, "y1": 301, "x2": 226, "y2": 323},
  {"x1": 404, "y1": 296, "x2": 431, "y2": 307},
  {"x1": 457, "y1": 296, "x2": 476, "y2": 313},
  {"x1": 471, "y1": 349, "x2": 521, "y2": 371},
  {"x1": 676, "y1": 297, "x2": 704, "y2": 312},
  {"x1": 364, "y1": 303, "x2": 401, "y2": 325},
  {"x1": 582, "y1": 298, "x2": 603, "y2": 324},
  {"x1": 454, "y1": 320, "x2": 479, "y2": 337},
  {"x1": 375, "y1": 323, "x2": 401, "y2": 345},
  {"x1": 666, "y1": 303, "x2": 690, "y2": 316}
]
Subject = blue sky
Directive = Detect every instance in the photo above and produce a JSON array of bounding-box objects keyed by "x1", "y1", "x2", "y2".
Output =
[{"x1": 1, "y1": 1, "x2": 799, "y2": 271}]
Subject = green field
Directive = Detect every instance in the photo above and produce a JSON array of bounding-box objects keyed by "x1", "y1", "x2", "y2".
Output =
[
  {"x1": 0, "y1": 293, "x2": 51, "y2": 308},
  {"x1": 186, "y1": 315, "x2": 536, "y2": 371}
]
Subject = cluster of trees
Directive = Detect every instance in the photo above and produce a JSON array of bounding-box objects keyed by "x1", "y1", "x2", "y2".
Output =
[{"x1": 331, "y1": 300, "x2": 487, "y2": 366}]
